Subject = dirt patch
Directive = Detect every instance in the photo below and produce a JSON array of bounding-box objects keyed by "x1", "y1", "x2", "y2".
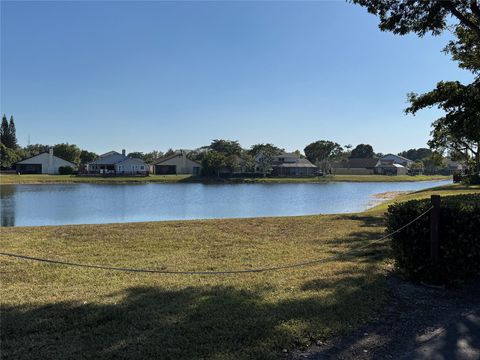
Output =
[{"x1": 293, "y1": 273, "x2": 480, "y2": 360}]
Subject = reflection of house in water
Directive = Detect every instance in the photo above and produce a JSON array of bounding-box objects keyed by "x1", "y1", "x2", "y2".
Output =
[{"x1": 0, "y1": 186, "x2": 16, "y2": 226}]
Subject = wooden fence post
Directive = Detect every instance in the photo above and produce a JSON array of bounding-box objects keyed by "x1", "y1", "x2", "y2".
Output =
[{"x1": 430, "y1": 195, "x2": 441, "y2": 264}]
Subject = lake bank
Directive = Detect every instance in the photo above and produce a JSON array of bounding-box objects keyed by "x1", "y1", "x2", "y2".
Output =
[
  {"x1": 0, "y1": 173, "x2": 452, "y2": 185},
  {"x1": 1, "y1": 180, "x2": 451, "y2": 226},
  {"x1": 1, "y1": 184, "x2": 478, "y2": 359}
]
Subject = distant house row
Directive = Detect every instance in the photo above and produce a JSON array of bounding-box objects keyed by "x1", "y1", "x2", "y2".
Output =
[
  {"x1": 332, "y1": 154, "x2": 414, "y2": 176},
  {"x1": 16, "y1": 148, "x2": 460, "y2": 177},
  {"x1": 15, "y1": 148, "x2": 319, "y2": 176}
]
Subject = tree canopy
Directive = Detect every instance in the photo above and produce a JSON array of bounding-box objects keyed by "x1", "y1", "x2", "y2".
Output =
[
  {"x1": 209, "y1": 139, "x2": 242, "y2": 156},
  {"x1": 53, "y1": 143, "x2": 81, "y2": 164},
  {"x1": 304, "y1": 140, "x2": 342, "y2": 165},
  {"x1": 350, "y1": 144, "x2": 375, "y2": 158},
  {"x1": 406, "y1": 79, "x2": 480, "y2": 171},
  {"x1": 351, "y1": 0, "x2": 480, "y2": 38}
]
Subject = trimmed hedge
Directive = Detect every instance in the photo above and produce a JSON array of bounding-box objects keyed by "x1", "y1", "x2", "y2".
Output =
[
  {"x1": 386, "y1": 194, "x2": 480, "y2": 285},
  {"x1": 58, "y1": 166, "x2": 75, "y2": 175}
]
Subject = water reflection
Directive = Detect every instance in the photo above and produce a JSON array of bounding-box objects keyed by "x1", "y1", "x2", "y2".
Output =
[{"x1": 0, "y1": 181, "x2": 450, "y2": 227}]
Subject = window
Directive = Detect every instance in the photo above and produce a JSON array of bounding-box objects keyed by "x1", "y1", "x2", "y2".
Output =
[{"x1": 140, "y1": 166, "x2": 144, "y2": 170}]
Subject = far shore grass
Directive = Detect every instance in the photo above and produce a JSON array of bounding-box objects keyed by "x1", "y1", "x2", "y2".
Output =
[
  {"x1": 1, "y1": 183, "x2": 477, "y2": 359},
  {"x1": 0, "y1": 173, "x2": 452, "y2": 185}
]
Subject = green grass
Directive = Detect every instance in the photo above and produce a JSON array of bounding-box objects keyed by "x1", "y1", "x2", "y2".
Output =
[
  {"x1": 1, "y1": 214, "x2": 390, "y2": 359},
  {"x1": 2, "y1": 182, "x2": 476, "y2": 359},
  {"x1": 0, "y1": 173, "x2": 451, "y2": 185},
  {"x1": 367, "y1": 183, "x2": 480, "y2": 213}
]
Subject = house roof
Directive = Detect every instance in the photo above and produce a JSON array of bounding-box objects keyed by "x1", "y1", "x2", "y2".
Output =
[
  {"x1": 273, "y1": 158, "x2": 317, "y2": 168},
  {"x1": 155, "y1": 153, "x2": 201, "y2": 166},
  {"x1": 89, "y1": 150, "x2": 145, "y2": 165},
  {"x1": 347, "y1": 158, "x2": 379, "y2": 168},
  {"x1": 382, "y1": 154, "x2": 413, "y2": 162},
  {"x1": 16, "y1": 152, "x2": 76, "y2": 166}
]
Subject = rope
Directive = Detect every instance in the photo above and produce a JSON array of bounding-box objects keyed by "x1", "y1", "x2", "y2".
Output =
[{"x1": 0, "y1": 207, "x2": 433, "y2": 275}]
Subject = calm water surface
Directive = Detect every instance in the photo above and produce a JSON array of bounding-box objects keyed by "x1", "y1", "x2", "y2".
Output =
[{"x1": 0, "y1": 181, "x2": 449, "y2": 226}]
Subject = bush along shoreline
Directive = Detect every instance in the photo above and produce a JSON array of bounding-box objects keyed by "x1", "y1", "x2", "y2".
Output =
[{"x1": 386, "y1": 194, "x2": 480, "y2": 286}]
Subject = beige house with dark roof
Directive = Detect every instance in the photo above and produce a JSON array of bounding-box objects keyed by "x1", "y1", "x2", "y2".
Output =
[{"x1": 154, "y1": 152, "x2": 201, "y2": 175}]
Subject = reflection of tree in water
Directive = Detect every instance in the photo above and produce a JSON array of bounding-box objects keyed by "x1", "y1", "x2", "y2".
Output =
[{"x1": 0, "y1": 186, "x2": 16, "y2": 227}]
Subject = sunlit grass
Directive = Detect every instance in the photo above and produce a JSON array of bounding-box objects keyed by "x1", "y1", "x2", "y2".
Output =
[{"x1": 1, "y1": 214, "x2": 390, "y2": 359}]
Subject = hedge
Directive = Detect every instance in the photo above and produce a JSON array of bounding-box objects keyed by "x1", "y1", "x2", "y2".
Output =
[
  {"x1": 386, "y1": 194, "x2": 480, "y2": 285},
  {"x1": 58, "y1": 166, "x2": 75, "y2": 175}
]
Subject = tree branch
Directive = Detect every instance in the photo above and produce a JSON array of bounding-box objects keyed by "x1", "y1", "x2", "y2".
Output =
[
  {"x1": 471, "y1": 1, "x2": 480, "y2": 21},
  {"x1": 442, "y1": 1, "x2": 480, "y2": 37}
]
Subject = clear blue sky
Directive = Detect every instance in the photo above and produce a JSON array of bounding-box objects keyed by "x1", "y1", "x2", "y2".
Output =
[{"x1": 0, "y1": 1, "x2": 473, "y2": 155}]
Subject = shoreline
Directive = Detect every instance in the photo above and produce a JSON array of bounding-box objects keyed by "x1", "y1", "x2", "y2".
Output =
[{"x1": 0, "y1": 174, "x2": 452, "y2": 185}]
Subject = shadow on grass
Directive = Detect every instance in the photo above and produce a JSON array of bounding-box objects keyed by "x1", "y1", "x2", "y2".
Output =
[{"x1": 1, "y1": 272, "x2": 387, "y2": 360}]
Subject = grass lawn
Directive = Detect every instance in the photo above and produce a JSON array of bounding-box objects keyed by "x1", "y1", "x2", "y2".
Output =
[
  {"x1": 1, "y1": 183, "x2": 477, "y2": 359},
  {"x1": 1, "y1": 214, "x2": 390, "y2": 359},
  {"x1": 0, "y1": 173, "x2": 451, "y2": 185}
]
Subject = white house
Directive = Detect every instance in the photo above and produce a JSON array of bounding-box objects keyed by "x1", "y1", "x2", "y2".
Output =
[
  {"x1": 15, "y1": 148, "x2": 76, "y2": 174},
  {"x1": 255, "y1": 152, "x2": 318, "y2": 177},
  {"x1": 154, "y1": 152, "x2": 201, "y2": 175},
  {"x1": 87, "y1": 150, "x2": 148, "y2": 175}
]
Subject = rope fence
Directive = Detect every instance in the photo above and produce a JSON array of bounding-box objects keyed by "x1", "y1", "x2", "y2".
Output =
[{"x1": 0, "y1": 206, "x2": 433, "y2": 275}]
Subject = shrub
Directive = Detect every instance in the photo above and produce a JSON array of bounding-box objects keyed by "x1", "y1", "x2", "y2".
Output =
[
  {"x1": 462, "y1": 173, "x2": 480, "y2": 185},
  {"x1": 386, "y1": 194, "x2": 480, "y2": 285},
  {"x1": 58, "y1": 166, "x2": 75, "y2": 175}
]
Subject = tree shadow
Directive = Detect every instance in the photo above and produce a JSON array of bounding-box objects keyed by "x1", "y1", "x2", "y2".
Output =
[
  {"x1": 299, "y1": 277, "x2": 480, "y2": 360},
  {"x1": 1, "y1": 273, "x2": 387, "y2": 360}
]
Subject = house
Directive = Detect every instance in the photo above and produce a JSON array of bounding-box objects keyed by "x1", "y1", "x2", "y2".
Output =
[
  {"x1": 256, "y1": 152, "x2": 317, "y2": 177},
  {"x1": 15, "y1": 148, "x2": 76, "y2": 174},
  {"x1": 374, "y1": 154, "x2": 413, "y2": 175},
  {"x1": 379, "y1": 154, "x2": 414, "y2": 168},
  {"x1": 154, "y1": 152, "x2": 201, "y2": 175},
  {"x1": 332, "y1": 158, "x2": 378, "y2": 175},
  {"x1": 374, "y1": 160, "x2": 408, "y2": 175},
  {"x1": 87, "y1": 150, "x2": 148, "y2": 175}
]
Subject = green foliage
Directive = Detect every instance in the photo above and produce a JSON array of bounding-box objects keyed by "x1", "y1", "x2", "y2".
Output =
[
  {"x1": 386, "y1": 194, "x2": 480, "y2": 285},
  {"x1": 58, "y1": 166, "x2": 75, "y2": 175},
  {"x1": 0, "y1": 114, "x2": 18, "y2": 149},
  {"x1": 24, "y1": 144, "x2": 50, "y2": 158},
  {"x1": 351, "y1": 0, "x2": 480, "y2": 38},
  {"x1": 462, "y1": 173, "x2": 480, "y2": 185},
  {"x1": 350, "y1": 144, "x2": 374, "y2": 158},
  {"x1": 0, "y1": 143, "x2": 22, "y2": 169},
  {"x1": 53, "y1": 143, "x2": 81, "y2": 164},
  {"x1": 304, "y1": 140, "x2": 342, "y2": 172},
  {"x1": 444, "y1": 22, "x2": 480, "y2": 73},
  {"x1": 79, "y1": 150, "x2": 98, "y2": 164},
  {"x1": 398, "y1": 148, "x2": 432, "y2": 161},
  {"x1": 209, "y1": 139, "x2": 242, "y2": 156},
  {"x1": 406, "y1": 79, "x2": 480, "y2": 172},
  {"x1": 248, "y1": 143, "x2": 283, "y2": 157},
  {"x1": 201, "y1": 151, "x2": 226, "y2": 176}
]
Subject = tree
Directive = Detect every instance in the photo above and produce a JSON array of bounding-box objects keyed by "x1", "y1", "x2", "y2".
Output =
[
  {"x1": 24, "y1": 144, "x2": 50, "y2": 157},
  {"x1": 351, "y1": 0, "x2": 480, "y2": 38},
  {"x1": 398, "y1": 148, "x2": 433, "y2": 161},
  {"x1": 350, "y1": 144, "x2": 374, "y2": 158},
  {"x1": 0, "y1": 143, "x2": 21, "y2": 169},
  {"x1": 143, "y1": 150, "x2": 163, "y2": 164},
  {"x1": 164, "y1": 148, "x2": 176, "y2": 157},
  {"x1": 80, "y1": 150, "x2": 98, "y2": 164},
  {"x1": 304, "y1": 140, "x2": 343, "y2": 172},
  {"x1": 53, "y1": 143, "x2": 81, "y2": 164},
  {"x1": 7, "y1": 116, "x2": 17, "y2": 149},
  {"x1": 127, "y1": 151, "x2": 145, "y2": 159},
  {"x1": 406, "y1": 79, "x2": 480, "y2": 172},
  {"x1": 0, "y1": 115, "x2": 9, "y2": 146},
  {"x1": 248, "y1": 143, "x2": 283, "y2": 157},
  {"x1": 209, "y1": 139, "x2": 242, "y2": 156},
  {"x1": 201, "y1": 151, "x2": 226, "y2": 176}
]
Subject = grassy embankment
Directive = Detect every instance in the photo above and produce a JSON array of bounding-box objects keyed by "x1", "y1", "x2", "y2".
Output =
[
  {"x1": 1, "y1": 183, "x2": 477, "y2": 359},
  {"x1": 0, "y1": 173, "x2": 451, "y2": 185}
]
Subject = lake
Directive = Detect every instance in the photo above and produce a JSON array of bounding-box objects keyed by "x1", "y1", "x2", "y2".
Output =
[{"x1": 0, "y1": 180, "x2": 449, "y2": 227}]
